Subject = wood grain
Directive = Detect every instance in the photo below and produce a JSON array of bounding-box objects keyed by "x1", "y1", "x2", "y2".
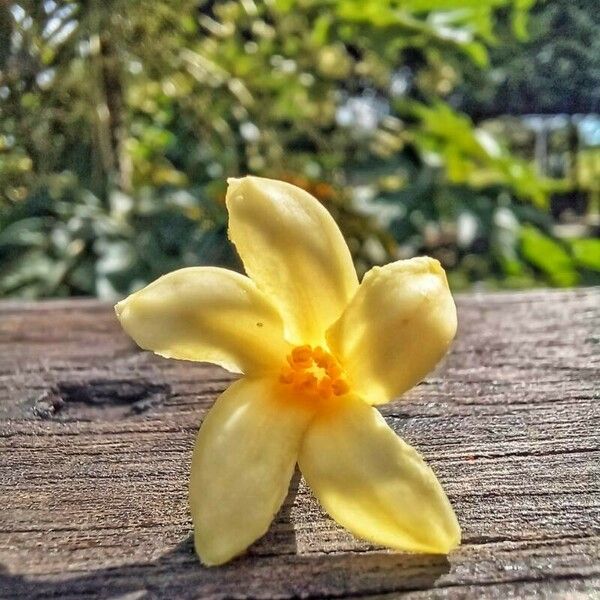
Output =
[{"x1": 0, "y1": 288, "x2": 598, "y2": 599}]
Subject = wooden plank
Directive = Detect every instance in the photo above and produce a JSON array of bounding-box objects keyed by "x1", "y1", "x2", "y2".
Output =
[{"x1": 0, "y1": 288, "x2": 598, "y2": 599}]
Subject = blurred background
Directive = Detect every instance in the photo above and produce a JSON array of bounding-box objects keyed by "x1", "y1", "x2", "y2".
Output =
[{"x1": 0, "y1": 0, "x2": 598, "y2": 299}]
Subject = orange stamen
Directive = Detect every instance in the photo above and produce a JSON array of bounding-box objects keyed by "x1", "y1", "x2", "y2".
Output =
[
  {"x1": 279, "y1": 365, "x2": 296, "y2": 384},
  {"x1": 312, "y1": 346, "x2": 327, "y2": 366},
  {"x1": 291, "y1": 345, "x2": 312, "y2": 363},
  {"x1": 326, "y1": 362, "x2": 342, "y2": 379},
  {"x1": 332, "y1": 379, "x2": 350, "y2": 396},
  {"x1": 317, "y1": 376, "x2": 333, "y2": 398},
  {"x1": 279, "y1": 345, "x2": 349, "y2": 400}
]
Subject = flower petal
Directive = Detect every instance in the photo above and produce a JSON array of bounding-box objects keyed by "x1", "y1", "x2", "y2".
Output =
[
  {"x1": 298, "y1": 397, "x2": 460, "y2": 554},
  {"x1": 115, "y1": 267, "x2": 290, "y2": 374},
  {"x1": 226, "y1": 176, "x2": 358, "y2": 345},
  {"x1": 327, "y1": 257, "x2": 457, "y2": 405},
  {"x1": 189, "y1": 377, "x2": 313, "y2": 566}
]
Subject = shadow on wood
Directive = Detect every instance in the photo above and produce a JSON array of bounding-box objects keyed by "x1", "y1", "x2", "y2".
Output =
[
  {"x1": 0, "y1": 469, "x2": 451, "y2": 598},
  {"x1": 0, "y1": 539, "x2": 451, "y2": 600},
  {"x1": 0, "y1": 542, "x2": 451, "y2": 599}
]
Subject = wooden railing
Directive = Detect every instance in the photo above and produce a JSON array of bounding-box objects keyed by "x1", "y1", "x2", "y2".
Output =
[{"x1": 0, "y1": 288, "x2": 599, "y2": 598}]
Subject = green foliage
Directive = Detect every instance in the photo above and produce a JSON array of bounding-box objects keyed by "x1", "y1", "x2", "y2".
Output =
[
  {"x1": 0, "y1": 0, "x2": 595, "y2": 298},
  {"x1": 0, "y1": 183, "x2": 234, "y2": 297},
  {"x1": 570, "y1": 239, "x2": 600, "y2": 272},
  {"x1": 405, "y1": 101, "x2": 548, "y2": 206},
  {"x1": 520, "y1": 225, "x2": 578, "y2": 286},
  {"x1": 457, "y1": 0, "x2": 600, "y2": 116}
]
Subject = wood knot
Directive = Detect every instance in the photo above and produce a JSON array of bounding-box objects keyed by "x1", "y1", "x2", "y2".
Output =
[{"x1": 31, "y1": 379, "x2": 171, "y2": 421}]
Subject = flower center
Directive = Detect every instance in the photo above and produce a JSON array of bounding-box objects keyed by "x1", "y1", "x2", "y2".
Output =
[{"x1": 279, "y1": 345, "x2": 349, "y2": 399}]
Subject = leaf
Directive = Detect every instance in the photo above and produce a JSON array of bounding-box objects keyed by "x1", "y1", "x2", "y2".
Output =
[
  {"x1": 570, "y1": 239, "x2": 600, "y2": 271},
  {"x1": 511, "y1": 0, "x2": 535, "y2": 40},
  {"x1": 520, "y1": 225, "x2": 578, "y2": 286},
  {"x1": 405, "y1": 101, "x2": 548, "y2": 206}
]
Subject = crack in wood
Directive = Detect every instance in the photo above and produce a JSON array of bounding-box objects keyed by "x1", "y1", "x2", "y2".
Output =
[{"x1": 29, "y1": 379, "x2": 171, "y2": 421}]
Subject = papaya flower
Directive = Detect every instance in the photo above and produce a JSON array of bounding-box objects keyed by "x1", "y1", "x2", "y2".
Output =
[{"x1": 115, "y1": 176, "x2": 460, "y2": 566}]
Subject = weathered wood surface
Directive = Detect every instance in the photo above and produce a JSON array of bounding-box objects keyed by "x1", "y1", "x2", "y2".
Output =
[{"x1": 0, "y1": 288, "x2": 599, "y2": 599}]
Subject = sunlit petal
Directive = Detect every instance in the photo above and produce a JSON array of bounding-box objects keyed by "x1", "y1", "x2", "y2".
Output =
[
  {"x1": 189, "y1": 377, "x2": 313, "y2": 566},
  {"x1": 115, "y1": 267, "x2": 290, "y2": 374},
  {"x1": 226, "y1": 176, "x2": 358, "y2": 345},
  {"x1": 298, "y1": 397, "x2": 460, "y2": 554},
  {"x1": 327, "y1": 257, "x2": 457, "y2": 405}
]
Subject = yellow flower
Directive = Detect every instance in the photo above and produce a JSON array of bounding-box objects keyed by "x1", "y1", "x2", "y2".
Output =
[{"x1": 115, "y1": 176, "x2": 460, "y2": 566}]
